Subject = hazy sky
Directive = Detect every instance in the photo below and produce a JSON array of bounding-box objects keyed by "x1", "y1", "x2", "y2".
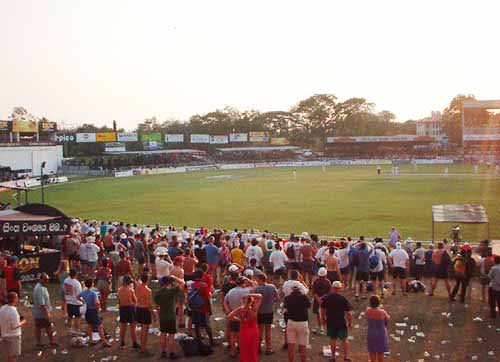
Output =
[{"x1": 1, "y1": 0, "x2": 499, "y2": 130}]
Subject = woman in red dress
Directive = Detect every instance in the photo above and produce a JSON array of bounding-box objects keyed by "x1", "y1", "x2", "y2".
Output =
[{"x1": 228, "y1": 293, "x2": 262, "y2": 362}]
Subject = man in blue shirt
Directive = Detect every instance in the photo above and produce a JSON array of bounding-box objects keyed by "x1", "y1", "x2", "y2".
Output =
[
  {"x1": 204, "y1": 237, "x2": 221, "y2": 286},
  {"x1": 78, "y1": 279, "x2": 112, "y2": 346}
]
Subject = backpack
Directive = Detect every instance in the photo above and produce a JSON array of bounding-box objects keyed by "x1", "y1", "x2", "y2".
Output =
[
  {"x1": 286, "y1": 243, "x2": 296, "y2": 260},
  {"x1": 369, "y1": 249, "x2": 380, "y2": 269},
  {"x1": 187, "y1": 286, "x2": 205, "y2": 310},
  {"x1": 349, "y1": 248, "x2": 359, "y2": 267}
]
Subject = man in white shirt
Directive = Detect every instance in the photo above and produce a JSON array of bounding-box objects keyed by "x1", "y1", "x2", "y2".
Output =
[
  {"x1": 78, "y1": 238, "x2": 90, "y2": 275},
  {"x1": 84, "y1": 236, "x2": 100, "y2": 274},
  {"x1": 155, "y1": 251, "x2": 173, "y2": 279},
  {"x1": 245, "y1": 239, "x2": 264, "y2": 267},
  {"x1": 388, "y1": 242, "x2": 410, "y2": 296},
  {"x1": 181, "y1": 226, "x2": 190, "y2": 244},
  {"x1": 269, "y1": 243, "x2": 288, "y2": 285},
  {"x1": 64, "y1": 269, "x2": 83, "y2": 335},
  {"x1": 0, "y1": 292, "x2": 25, "y2": 361},
  {"x1": 369, "y1": 243, "x2": 387, "y2": 295}
]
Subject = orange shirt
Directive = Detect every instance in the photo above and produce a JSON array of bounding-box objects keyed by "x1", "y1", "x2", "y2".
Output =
[
  {"x1": 118, "y1": 285, "x2": 137, "y2": 307},
  {"x1": 135, "y1": 282, "x2": 152, "y2": 308}
]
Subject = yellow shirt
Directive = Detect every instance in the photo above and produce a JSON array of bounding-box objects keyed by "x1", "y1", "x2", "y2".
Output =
[{"x1": 231, "y1": 248, "x2": 245, "y2": 266}]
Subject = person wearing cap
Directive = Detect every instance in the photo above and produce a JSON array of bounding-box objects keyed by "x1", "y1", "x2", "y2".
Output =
[
  {"x1": 369, "y1": 243, "x2": 387, "y2": 297},
  {"x1": 388, "y1": 242, "x2": 410, "y2": 297},
  {"x1": 154, "y1": 275, "x2": 185, "y2": 359},
  {"x1": 118, "y1": 276, "x2": 139, "y2": 349},
  {"x1": 321, "y1": 281, "x2": 353, "y2": 362},
  {"x1": 83, "y1": 236, "x2": 100, "y2": 275},
  {"x1": 255, "y1": 273, "x2": 279, "y2": 355},
  {"x1": 284, "y1": 282, "x2": 311, "y2": 362},
  {"x1": 312, "y1": 267, "x2": 331, "y2": 335},
  {"x1": 223, "y1": 275, "x2": 256, "y2": 357}
]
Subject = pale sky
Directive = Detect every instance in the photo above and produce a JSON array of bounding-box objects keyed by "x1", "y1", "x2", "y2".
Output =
[{"x1": 1, "y1": 0, "x2": 499, "y2": 130}]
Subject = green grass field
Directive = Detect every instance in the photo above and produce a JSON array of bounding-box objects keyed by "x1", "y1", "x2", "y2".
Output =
[{"x1": 3, "y1": 164, "x2": 499, "y2": 241}]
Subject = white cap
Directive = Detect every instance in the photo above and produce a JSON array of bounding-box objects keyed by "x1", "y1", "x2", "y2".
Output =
[
  {"x1": 318, "y1": 267, "x2": 327, "y2": 277},
  {"x1": 332, "y1": 281, "x2": 343, "y2": 289},
  {"x1": 244, "y1": 269, "x2": 254, "y2": 277},
  {"x1": 228, "y1": 264, "x2": 239, "y2": 273},
  {"x1": 120, "y1": 233, "x2": 127, "y2": 239}
]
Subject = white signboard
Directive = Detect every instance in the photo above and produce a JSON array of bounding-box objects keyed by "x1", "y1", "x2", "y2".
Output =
[
  {"x1": 117, "y1": 132, "x2": 138, "y2": 142},
  {"x1": 327, "y1": 135, "x2": 435, "y2": 143},
  {"x1": 165, "y1": 134, "x2": 184, "y2": 143},
  {"x1": 76, "y1": 133, "x2": 97, "y2": 143},
  {"x1": 463, "y1": 134, "x2": 500, "y2": 141},
  {"x1": 114, "y1": 170, "x2": 134, "y2": 178},
  {"x1": 210, "y1": 135, "x2": 229, "y2": 144},
  {"x1": 229, "y1": 133, "x2": 248, "y2": 142},
  {"x1": 190, "y1": 134, "x2": 210, "y2": 144}
]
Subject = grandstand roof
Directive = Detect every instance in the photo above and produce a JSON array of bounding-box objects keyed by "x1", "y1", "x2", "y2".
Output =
[
  {"x1": 103, "y1": 149, "x2": 205, "y2": 155},
  {"x1": 216, "y1": 146, "x2": 299, "y2": 152}
]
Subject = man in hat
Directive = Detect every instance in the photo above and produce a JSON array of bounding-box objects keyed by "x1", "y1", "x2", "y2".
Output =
[
  {"x1": 312, "y1": 267, "x2": 331, "y2": 335},
  {"x1": 388, "y1": 242, "x2": 410, "y2": 296},
  {"x1": 321, "y1": 281, "x2": 353, "y2": 362},
  {"x1": 155, "y1": 248, "x2": 173, "y2": 280},
  {"x1": 284, "y1": 284, "x2": 311, "y2": 362},
  {"x1": 155, "y1": 275, "x2": 185, "y2": 359}
]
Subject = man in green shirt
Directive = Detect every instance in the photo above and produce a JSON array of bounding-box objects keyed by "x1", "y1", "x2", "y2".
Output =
[{"x1": 154, "y1": 275, "x2": 185, "y2": 359}]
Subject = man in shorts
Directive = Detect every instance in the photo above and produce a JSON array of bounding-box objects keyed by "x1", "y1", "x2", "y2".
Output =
[
  {"x1": 155, "y1": 275, "x2": 185, "y2": 359},
  {"x1": 369, "y1": 243, "x2": 387, "y2": 296},
  {"x1": 284, "y1": 286, "x2": 311, "y2": 362},
  {"x1": 389, "y1": 242, "x2": 410, "y2": 296},
  {"x1": 428, "y1": 242, "x2": 452, "y2": 298},
  {"x1": 269, "y1": 242, "x2": 288, "y2": 286},
  {"x1": 64, "y1": 269, "x2": 83, "y2": 335},
  {"x1": 355, "y1": 243, "x2": 371, "y2": 300},
  {"x1": 255, "y1": 274, "x2": 279, "y2": 355},
  {"x1": 78, "y1": 279, "x2": 111, "y2": 347},
  {"x1": 136, "y1": 273, "x2": 155, "y2": 355},
  {"x1": 0, "y1": 292, "x2": 25, "y2": 362},
  {"x1": 118, "y1": 276, "x2": 139, "y2": 349},
  {"x1": 312, "y1": 267, "x2": 331, "y2": 334},
  {"x1": 321, "y1": 281, "x2": 353, "y2": 362},
  {"x1": 32, "y1": 273, "x2": 57, "y2": 347}
]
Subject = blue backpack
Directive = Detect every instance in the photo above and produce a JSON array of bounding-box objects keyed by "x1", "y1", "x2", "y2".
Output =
[
  {"x1": 188, "y1": 287, "x2": 205, "y2": 310},
  {"x1": 369, "y1": 249, "x2": 379, "y2": 269}
]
